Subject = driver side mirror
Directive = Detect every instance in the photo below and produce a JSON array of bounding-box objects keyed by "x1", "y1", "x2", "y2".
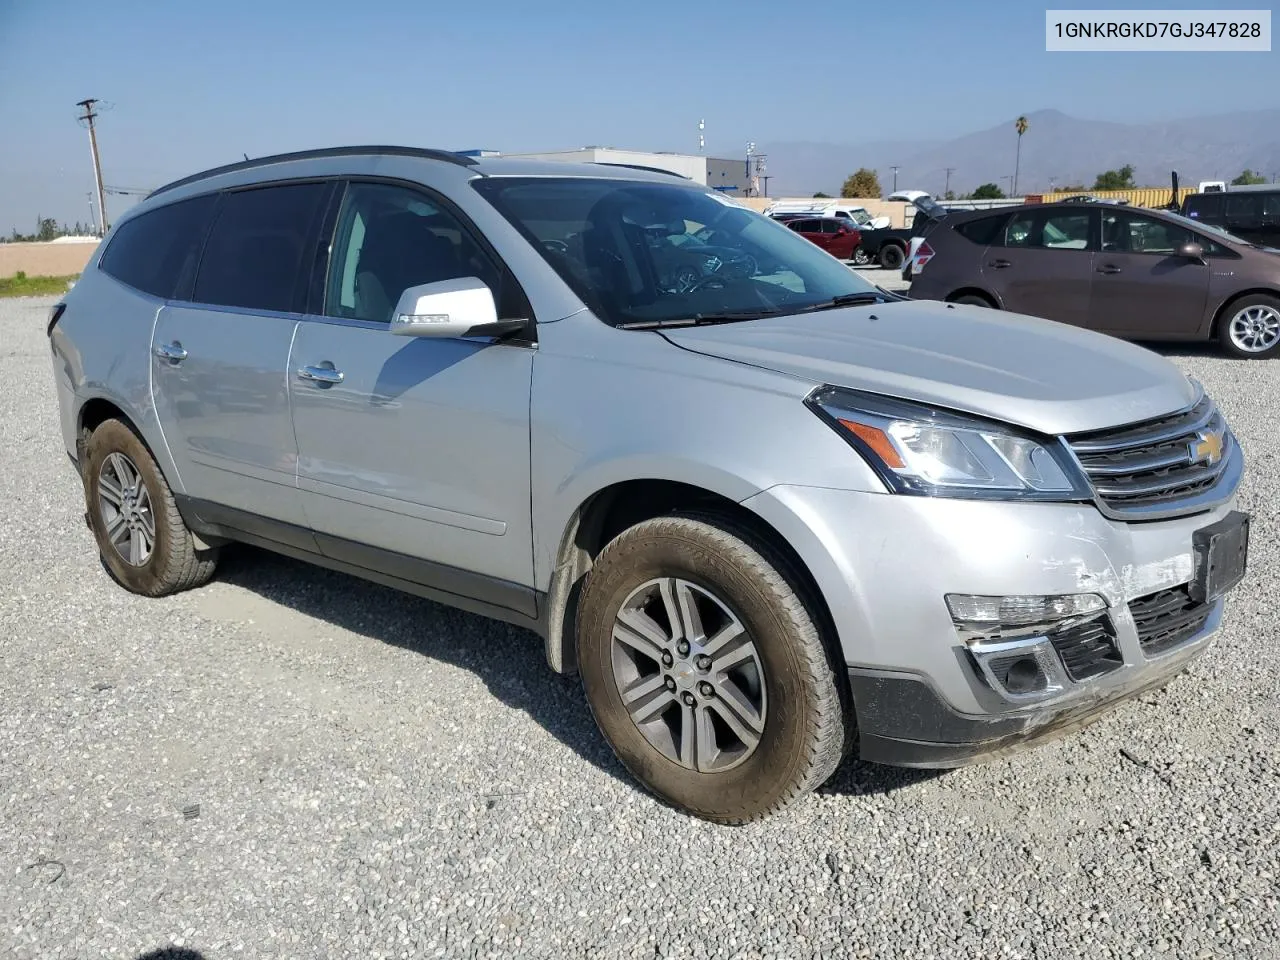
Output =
[
  {"x1": 389, "y1": 277, "x2": 525, "y2": 339},
  {"x1": 1178, "y1": 241, "x2": 1206, "y2": 262}
]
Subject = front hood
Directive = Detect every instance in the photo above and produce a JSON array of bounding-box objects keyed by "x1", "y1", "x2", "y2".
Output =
[{"x1": 661, "y1": 301, "x2": 1196, "y2": 435}]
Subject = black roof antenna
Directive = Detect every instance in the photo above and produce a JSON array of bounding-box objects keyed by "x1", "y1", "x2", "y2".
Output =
[{"x1": 243, "y1": 153, "x2": 250, "y2": 161}]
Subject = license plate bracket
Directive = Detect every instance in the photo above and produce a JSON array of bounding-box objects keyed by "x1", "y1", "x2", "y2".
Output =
[{"x1": 1190, "y1": 510, "x2": 1250, "y2": 604}]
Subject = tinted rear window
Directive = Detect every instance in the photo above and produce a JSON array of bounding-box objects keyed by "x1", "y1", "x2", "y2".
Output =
[
  {"x1": 193, "y1": 183, "x2": 328, "y2": 313},
  {"x1": 954, "y1": 214, "x2": 1007, "y2": 245},
  {"x1": 98, "y1": 194, "x2": 217, "y2": 299},
  {"x1": 1184, "y1": 193, "x2": 1224, "y2": 219}
]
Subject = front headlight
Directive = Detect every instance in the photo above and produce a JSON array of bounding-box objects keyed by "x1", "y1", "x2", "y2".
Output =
[{"x1": 807, "y1": 386, "x2": 1091, "y2": 500}]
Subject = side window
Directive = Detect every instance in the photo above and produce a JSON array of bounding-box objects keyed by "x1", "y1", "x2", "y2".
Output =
[
  {"x1": 193, "y1": 182, "x2": 328, "y2": 313},
  {"x1": 1040, "y1": 212, "x2": 1091, "y2": 249},
  {"x1": 1225, "y1": 194, "x2": 1263, "y2": 221},
  {"x1": 1263, "y1": 194, "x2": 1280, "y2": 219},
  {"x1": 1002, "y1": 212, "x2": 1035, "y2": 247},
  {"x1": 98, "y1": 194, "x2": 217, "y2": 299},
  {"x1": 1117, "y1": 214, "x2": 1191, "y2": 255},
  {"x1": 955, "y1": 214, "x2": 1008, "y2": 246},
  {"x1": 820, "y1": 219, "x2": 842, "y2": 234},
  {"x1": 324, "y1": 182, "x2": 502, "y2": 324}
]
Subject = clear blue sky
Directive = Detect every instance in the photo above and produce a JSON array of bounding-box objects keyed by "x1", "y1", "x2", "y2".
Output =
[{"x1": 1, "y1": 0, "x2": 1275, "y2": 233}]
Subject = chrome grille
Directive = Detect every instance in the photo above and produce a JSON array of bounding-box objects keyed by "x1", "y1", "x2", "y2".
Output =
[{"x1": 1065, "y1": 395, "x2": 1232, "y2": 515}]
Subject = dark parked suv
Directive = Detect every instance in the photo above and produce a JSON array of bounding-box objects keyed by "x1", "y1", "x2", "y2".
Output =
[
  {"x1": 1182, "y1": 187, "x2": 1280, "y2": 250},
  {"x1": 909, "y1": 201, "x2": 1280, "y2": 358}
]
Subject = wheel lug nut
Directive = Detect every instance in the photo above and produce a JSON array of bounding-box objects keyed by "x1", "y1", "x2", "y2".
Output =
[
  {"x1": 698, "y1": 681, "x2": 714, "y2": 698},
  {"x1": 660, "y1": 651, "x2": 674, "y2": 668},
  {"x1": 695, "y1": 655, "x2": 711, "y2": 671},
  {"x1": 664, "y1": 676, "x2": 676, "y2": 692},
  {"x1": 682, "y1": 692, "x2": 696, "y2": 707},
  {"x1": 676, "y1": 640, "x2": 690, "y2": 656}
]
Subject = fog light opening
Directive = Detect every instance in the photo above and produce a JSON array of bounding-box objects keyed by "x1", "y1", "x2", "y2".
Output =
[{"x1": 1002, "y1": 657, "x2": 1046, "y2": 695}]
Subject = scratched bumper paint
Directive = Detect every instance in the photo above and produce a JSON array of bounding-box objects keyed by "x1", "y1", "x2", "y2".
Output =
[{"x1": 742, "y1": 484, "x2": 1240, "y2": 718}]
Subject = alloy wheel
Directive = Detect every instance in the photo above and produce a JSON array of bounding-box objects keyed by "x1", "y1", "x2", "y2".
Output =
[
  {"x1": 97, "y1": 452, "x2": 156, "y2": 566},
  {"x1": 1229, "y1": 304, "x2": 1280, "y2": 353},
  {"x1": 610, "y1": 577, "x2": 767, "y2": 773}
]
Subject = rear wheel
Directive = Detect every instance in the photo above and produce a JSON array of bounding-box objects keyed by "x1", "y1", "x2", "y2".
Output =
[
  {"x1": 952, "y1": 294, "x2": 996, "y2": 308},
  {"x1": 576, "y1": 514, "x2": 846, "y2": 823},
  {"x1": 83, "y1": 419, "x2": 218, "y2": 596},
  {"x1": 879, "y1": 243, "x2": 905, "y2": 270},
  {"x1": 1218, "y1": 294, "x2": 1280, "y2": 358}
]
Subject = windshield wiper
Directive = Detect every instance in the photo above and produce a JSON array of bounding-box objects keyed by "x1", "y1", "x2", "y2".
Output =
[
  {"x1": 797, "y1": 291, "x2": 892, "y2": 313},
  {"x1": 618, "y1": 310, "x2": 782, "y2": 330}
]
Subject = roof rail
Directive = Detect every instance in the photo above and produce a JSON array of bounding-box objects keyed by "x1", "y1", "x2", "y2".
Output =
[
  {"x1": 593, "y1": 162, "x2": 691, "y2": 180},
  {"x1": 147, "y1": 146, "x2": 478, "y2": 199}
]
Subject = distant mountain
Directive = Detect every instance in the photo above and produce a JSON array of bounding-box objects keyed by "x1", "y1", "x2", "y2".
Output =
[{"x1": 761, "y1": 108, "x2": 1280, "y2": 197}]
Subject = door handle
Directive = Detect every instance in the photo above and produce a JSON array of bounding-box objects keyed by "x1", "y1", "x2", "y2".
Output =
[
  {"x1": 1097, "y1": 264, "x2": 1122, "y2": 275},
  {"x1": 988, "y1": 259, "x2": 1012, "y2": 269},
  {"x1": 297, "y1": 363, "x2": 344, "y2": 386},
  {"x1": 153, "y1": 341, "x2": 188, "y2": 363}
]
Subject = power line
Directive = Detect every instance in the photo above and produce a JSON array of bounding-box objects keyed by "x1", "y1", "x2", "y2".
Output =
[{"x1": 76, "y1": 99, "x2": 108, "y2": 235}]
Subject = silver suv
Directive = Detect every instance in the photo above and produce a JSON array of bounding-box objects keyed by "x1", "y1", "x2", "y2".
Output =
[{"x1": 48, "y1": 147, "x2": 1250, "y2": 823}]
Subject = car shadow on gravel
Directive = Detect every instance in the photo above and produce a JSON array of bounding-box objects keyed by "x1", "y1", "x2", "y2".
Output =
[
  {"x1": 136, "y1": 949, "x2": 206, "y2": 960},
  {"x1": 1139, "y1": 340, "x2": 1228, "y2": 359},
  {"x1": 213, "y1": 546, "x2": 938, "y2": 803}
]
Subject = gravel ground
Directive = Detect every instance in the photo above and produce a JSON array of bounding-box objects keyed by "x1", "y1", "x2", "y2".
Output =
[{"x1": 1, "y1": 293, "x2": 1277, "y2": 960}]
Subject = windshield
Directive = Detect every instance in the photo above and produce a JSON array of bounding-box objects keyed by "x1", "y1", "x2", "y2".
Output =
[
  {"x1": 1163, "y1": 210, "x2": 1251, "y2": 246},
  {"x1": 473, "y1": 178, "x2": 882, "y2": 327}
]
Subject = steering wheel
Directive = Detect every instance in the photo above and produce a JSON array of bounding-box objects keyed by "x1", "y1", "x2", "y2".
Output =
[
  {"x1": 542, "y1": 239, "x2": 570, "y2": 255},
  {"x1": 685, "y1": 274, "x2": 729, "y2": 292}
]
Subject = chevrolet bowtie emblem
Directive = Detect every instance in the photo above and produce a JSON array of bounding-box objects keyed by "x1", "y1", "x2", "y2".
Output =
[{"x1": 1189, "y1": 428, "x2": 1225, "y2": 466}]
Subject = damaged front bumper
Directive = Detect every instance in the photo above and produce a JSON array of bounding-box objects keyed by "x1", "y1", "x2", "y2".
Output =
[
  {"x1": 848, "y1": 601, "x2": 1220, "y2": 767},
  {"x1": 740, "y1": 484, "x2": 1246, "y2": 769}
]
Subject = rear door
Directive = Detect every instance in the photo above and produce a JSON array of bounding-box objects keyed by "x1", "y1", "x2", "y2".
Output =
[
  {"x1": 788, "y1": 219, "x2": 826, "y2": 250},
  {"x1": 981, "y1": 207, "x2": 1096, "y2": 326},
  {"x1": 152, "y1": 181, "x2": 331, "y2": 532},
  {"x1": 1089, "y1": 210, "x2": 1209, "y2": 338}
]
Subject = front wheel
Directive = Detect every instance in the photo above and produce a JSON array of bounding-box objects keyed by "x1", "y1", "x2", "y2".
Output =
[
  {"x1": 1219, "y1": 295, "x2": 1280, "y2": 358},
  {"x1": 878, "y1": 243, "x2": 905, "y2": 270},
  {"x1": 83, "y1": 419, "x2": 219, "y2": 596},
  {"x1": 576, "y1": 514, "x2": 846, "y2": 823},
  {"x1": 852, "y1": 249, "x2": 871, "y2": 266}
]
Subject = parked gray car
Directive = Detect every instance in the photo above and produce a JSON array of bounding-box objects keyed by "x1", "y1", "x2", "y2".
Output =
[{"x1": 48, "y1": 147, "x2": 1250, "y2": 823}]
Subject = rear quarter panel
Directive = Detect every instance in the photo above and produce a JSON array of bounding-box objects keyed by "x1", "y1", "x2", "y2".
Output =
[{"x1": 49, "y1": 268, "x2": 185, "y2": 491}]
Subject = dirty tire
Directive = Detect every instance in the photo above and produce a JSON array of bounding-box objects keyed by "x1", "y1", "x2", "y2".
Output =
[
  {"x1": 576, "y1": 514, "x2": 845, "y2": 823},
  {"x1": 878, "y1": 243, "x2": 905, "y2": 270},
  {"x1": 84, "y1": 418, "x2": 218, "y2": 597}
]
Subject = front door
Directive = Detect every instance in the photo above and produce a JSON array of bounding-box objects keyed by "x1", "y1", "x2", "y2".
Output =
[
  {"x1": 288, "y1": 180, "x2": 536, "y2": 614},
  {"x1": 981, "y1": 207, "x2": 1096, "y2": 327},
  {"x1": 151, "y1": 181, "x2": 331, "y2": 530},
  {"x1": 1090, "y1": 210, "x2": 1210, "y2": 338}
]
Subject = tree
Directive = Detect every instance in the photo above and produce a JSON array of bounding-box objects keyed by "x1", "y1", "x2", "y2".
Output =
[
  {"x1": 1092, "y1": 165, "x2": 1136, "y2": 190},
  {"x1": 1232, "y1": 169, "x2": 1267, "y2": 186},
  {"x1": 841, "y1": 168, "x2": 881, "y2": 198},
  {"x1": 971, "y1": 183, "x2": 1005, "y2": 200},
  {"x1": 1013, "y1": 116, "x2": 1029, "y2": 196},
  {"x1": 812, "y1": 191, "x2": 831, "y2": 198},
  {"x1": 943, "y1": 190, "x2": 957, "y2": 201}
]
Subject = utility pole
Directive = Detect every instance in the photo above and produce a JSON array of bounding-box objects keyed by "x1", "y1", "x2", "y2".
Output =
[
  {"x1": 890, "y1": 166, "x2": 899, "y2": 192},
  {"x1": 944, "y1": 167, "x2": 955, "y2": 197},
  {"x1": 77, "y1": 98, "x2": 108, "y2": 236}
]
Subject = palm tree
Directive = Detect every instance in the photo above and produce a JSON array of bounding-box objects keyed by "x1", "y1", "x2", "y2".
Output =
[{"x1": 1013, "y1": 116, "x2": 1029, "y2": 196}]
